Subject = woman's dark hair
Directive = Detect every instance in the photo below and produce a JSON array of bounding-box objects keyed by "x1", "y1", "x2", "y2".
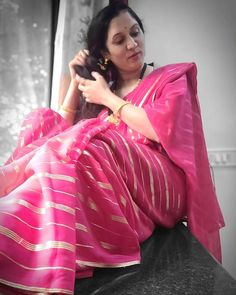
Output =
[{"x1": 76, "y1": 3, "x2": 144, "y2": 121}]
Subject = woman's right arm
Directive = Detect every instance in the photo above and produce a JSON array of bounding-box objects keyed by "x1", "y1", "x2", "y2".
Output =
[{"x1": 59, "y1": 50, "x2": 88, "y2": 125}]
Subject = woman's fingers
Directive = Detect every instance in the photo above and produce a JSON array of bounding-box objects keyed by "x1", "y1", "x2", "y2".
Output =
[
  {"x1": 75, "y1": 49, "x2": 89, "y2": 65},
  {"x1": 77, "y1": 75, "x2": 86, "y2": 87},
  {"x1": 79, "y1": 49, "x2": 89, "y2": 59},
  {"x1": 77, "y1": 76, "x2": 91, "y2": 102},
  {"x1": 69, "y1": 49, "x2": 89, "y2": 79},
  {"x1": 91, "y1": 72, "x2": 101, "y2": 80}
]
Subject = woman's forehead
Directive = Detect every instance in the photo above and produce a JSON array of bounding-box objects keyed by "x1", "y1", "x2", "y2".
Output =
[{"x1": 107, "y1": 11, "x2": 138, "y2": 37}]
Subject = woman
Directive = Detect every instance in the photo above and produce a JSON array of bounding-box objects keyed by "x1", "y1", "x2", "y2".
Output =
[{"x1": 0, "y1": 3, "x2": 224, "y2": 294}]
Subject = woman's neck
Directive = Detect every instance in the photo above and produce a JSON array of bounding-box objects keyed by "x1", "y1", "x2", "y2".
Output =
[
  {"x1": 118, "y1": 67, "x2": 143, "y2": 87},
  {"x1": 117, "y1": 64, "x2": 152, "y2": 88}
]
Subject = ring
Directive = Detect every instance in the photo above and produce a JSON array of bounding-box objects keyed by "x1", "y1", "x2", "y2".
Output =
[{"x1": 82, "y1": 92, "x2": 89, "y2": 101}]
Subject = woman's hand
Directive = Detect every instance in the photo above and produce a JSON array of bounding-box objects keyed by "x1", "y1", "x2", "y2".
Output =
[
  {"x1": 59, "y1": 49, "x2": 90, "y2": 124},
  {"x1": 77, "y1": 72, "x2": 112, "y2": 106},
  {"x1": 69, "y1": 49, "x2": 89, "y2": 80}
]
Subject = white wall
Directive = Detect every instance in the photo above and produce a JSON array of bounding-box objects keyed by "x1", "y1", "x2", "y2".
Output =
[{"x1": 129, "y1": 0, "x2": 236, "y2": 279}]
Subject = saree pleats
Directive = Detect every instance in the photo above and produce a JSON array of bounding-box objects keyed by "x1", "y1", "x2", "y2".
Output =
[{"x1": 0, "y1": 62, "x2": 224, "y2": 294}]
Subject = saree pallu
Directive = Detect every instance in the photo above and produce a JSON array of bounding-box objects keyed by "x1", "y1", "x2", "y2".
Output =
[{"x1": 0, "y1": 62, "x2": 224, "y2": 294}]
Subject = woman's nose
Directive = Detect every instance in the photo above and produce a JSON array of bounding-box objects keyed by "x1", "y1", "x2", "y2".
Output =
[{"x1": 127, "y1": 36, "x2": 137, "y2": 50}]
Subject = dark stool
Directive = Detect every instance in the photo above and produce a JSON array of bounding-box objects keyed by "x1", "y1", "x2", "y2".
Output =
[{"x1": 74, "y1": 223, "x2": 236, "y2": 294}]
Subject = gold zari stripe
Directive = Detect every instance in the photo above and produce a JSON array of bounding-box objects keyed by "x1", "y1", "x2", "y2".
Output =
[
  {"x1": 1, "y1": 212, "x2": 74, "y2": 231},
  {"x1": 16, "y1": 199, "x2": 75, "y2": 215},
  {"x1": 35, "y1": 172, "x2": 76, "y2": 183},
  {"x1": 0, "y1": 251, "x2": 73, "y2": 272},
  {"x1": 76, "y1": 259, "x2": 140, "y2": 268},
  {"x1": 0, "y1": 278, "x2": 72, "y2": 295},
  {"x1": 76, "y1": 243, "x2": 94, "y2": 248},
  {"x1": 76, "y1": 223, "x2": 88, "y2": 232},
  {"x1": 100, "y1": 241, "x2": 115, "y2": 250},
  {"x1": 97, "y1": 181, "x2": 113, "y2": 190},
  {"x1": 111, "y1": 215, "x2": 128, "y2": 224},
  {"x1": 0, "y1": 225, "x2": 75, "y2": 252}
]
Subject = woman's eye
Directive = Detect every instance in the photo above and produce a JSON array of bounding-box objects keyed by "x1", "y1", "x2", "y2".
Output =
[
  {"x1": 115, "y1": 39, "x2": 124, "y2": 45},
  {"x1": 131, "y1": 30, "x2": 139, "y2": 37},
  {"x1": 113, "y1": 29, "x2": 140, "y2": 45}
]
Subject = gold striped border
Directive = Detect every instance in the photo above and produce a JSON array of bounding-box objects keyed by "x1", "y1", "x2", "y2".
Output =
[
  {"x1": 1, "y1": 212, "x2": 74, "y2": 231},
  {"x1": 120, "y1": 195, "x2": 127, "y2": 207},
  {"x1": 97, "y1": 181, "x2": 113, "y2": 190},
  {"x1": 91, "y1": 222, "x2": 132, "y2": 238},
  {"x1": 0, "y1": 225, "x2": 75, "y2": 252},
  {"x1": 0, "y1": 278, "x2": 72, "y2": 294},
  {"x1": 77, "y1": 191, "x2": 85, "y2": 202},
  {"x1": 88, "y1": 198, "x2": 98, "y2": 211},
  {"x1": 153, "y1": 154, "x2": 170, "y2": 211},
  {"x1": 42, "y1": 186, "x2": 76, "y2": 198},
  {"x1": 35, "y1": 172, "x2": 76, "y2": 183},
  {"x1": 85, "y1": 170, "x2": 96, "y2": 181},
  {"x1": 76, "y1": 259, "x2": 140, "y2": 268},
  {"x1": 100, "y1": 241, "x2": 115, "y2": 250},
  {"x1": 138, "y1": 74, "x2": 162, "y2": 107},
  {"x1": 76, "y1": 243, "x2": 94, "y2": 249},
  {"x1": 0, "y1": 251, "x2": 74, "y2": 272},
  {"x1": 115, "y1": 132, "x2": 138, "y2": 197},
  {"x1": 111, "y1": 215, "x2": 128, "y2": 224},
  {"x1": 75, "y1": 223, "x2": 88, "y2": 232},
  {"x1": 16, "y1": 199, "x2": 75, "y2": 215},
  {"x1": 135, "y1": 144, "x2": 156, "y2": 206}
]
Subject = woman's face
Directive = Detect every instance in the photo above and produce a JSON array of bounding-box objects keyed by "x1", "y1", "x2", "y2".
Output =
[{"x1": 104, "y1": 11, "x2": 145, "y2": 74}]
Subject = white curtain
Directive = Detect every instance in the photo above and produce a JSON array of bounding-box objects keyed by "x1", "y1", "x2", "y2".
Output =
[
  {"x1": 0, "y1": 0, "x2": 52, "y2": 165},
  {"x1": 50, "y1": 0, "x2": 108, "y2": 111}
]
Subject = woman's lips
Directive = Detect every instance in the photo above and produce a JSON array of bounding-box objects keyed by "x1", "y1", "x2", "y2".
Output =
[{"x1": 128, "y1": 51, "x2": 141, "y2": 60}]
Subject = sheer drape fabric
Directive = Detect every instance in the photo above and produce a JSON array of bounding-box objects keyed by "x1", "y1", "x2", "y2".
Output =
[{"x1": 50, "y1": 0, "x2": 105, "y2": 111}]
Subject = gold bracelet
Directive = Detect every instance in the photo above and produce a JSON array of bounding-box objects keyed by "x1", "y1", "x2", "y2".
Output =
[
  {"x1": 108, "y1": 102, "x2": 131, "y2": 125},
  {"x1": 60, "y1": 104, "x2": 77, "y2": 114}
]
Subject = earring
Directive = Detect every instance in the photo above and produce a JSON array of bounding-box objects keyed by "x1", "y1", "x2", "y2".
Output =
[{"x1": 97, "y1": 58, "x2": 109, "y2": 71}]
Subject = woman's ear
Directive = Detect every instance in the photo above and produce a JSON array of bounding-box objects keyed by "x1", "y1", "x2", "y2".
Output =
[{"x1": 101, "y1": 50, "x2": 110, "y2": 61}]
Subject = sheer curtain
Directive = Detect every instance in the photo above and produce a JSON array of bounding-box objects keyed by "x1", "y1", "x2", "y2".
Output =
[
  {"x1": 50, "y1": 0, "x2": 107, "y2": 111},
  {"x1": 0, "y1": 0, "x2": 52, "y2": 165},
  {"x1": 0, "y1": 0, "x2": 122, "y2": 165}
]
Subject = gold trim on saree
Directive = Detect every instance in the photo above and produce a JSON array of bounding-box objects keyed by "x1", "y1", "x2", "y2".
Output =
[
  {"x1": 0, "y1": 278, "x2": 72, "y2": 295},
  {"x1": 0, "y1": 225, "x2": 75, "y2": 252},
  {"x1": 1, "y1": 212, "x2": 74, "y2": 231},
  {"x1": 35, "y1": 172, "x2": 76, "y2": 183},
  {"x1": 16, "y1": 199, "x2": 75, "y2": 215},
  {"x1": 76, "y1": 259, "x2": 140, "y2": 268},
  {"x1": 0, "y1": 251, "x2": 74, "y2": 272}
]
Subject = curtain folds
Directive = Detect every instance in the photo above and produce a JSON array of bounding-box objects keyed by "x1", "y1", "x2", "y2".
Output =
[
  {"x1": 0, "y1": 0, "x2": 52, "y2": 165},
  {"x1": 50, "y1": 0, "x2": 107, "y2": 111}
]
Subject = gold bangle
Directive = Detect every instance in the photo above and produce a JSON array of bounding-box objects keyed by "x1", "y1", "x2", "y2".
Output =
[
  {"x1": 108, "y1": 102, "x2": 131, "y2": 125},
  {"x1": 60, "y1": 104, "x2": 77, "y2": 114}
]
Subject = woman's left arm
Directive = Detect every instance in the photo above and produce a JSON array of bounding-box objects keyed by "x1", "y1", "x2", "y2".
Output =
[
  {"x1": 77, "y1": 72, "x2": 159, "y2": 142},
  {"x1": 106, "y1": 94, "x2": 159, "y2": 142}
]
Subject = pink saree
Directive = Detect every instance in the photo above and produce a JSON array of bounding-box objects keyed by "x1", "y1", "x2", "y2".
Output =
[{"x1": 0, "y1": 62, "x2": 224, "y2": 294}]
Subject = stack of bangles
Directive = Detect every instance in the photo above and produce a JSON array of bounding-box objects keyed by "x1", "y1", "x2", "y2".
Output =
[
  {"x1": 108, "y1": 101, "x2": 131, "y2": 125},
  {"x1": 60, "y1": 104, "x2": 77, "y2": 114}
]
